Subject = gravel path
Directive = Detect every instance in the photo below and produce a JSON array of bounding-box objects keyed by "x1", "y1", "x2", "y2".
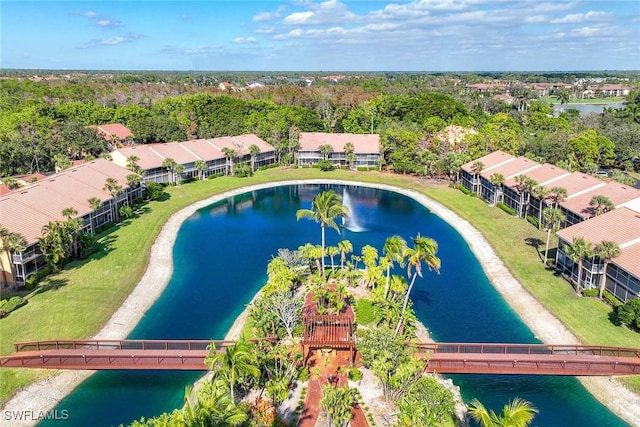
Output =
[{"x1": 2, "y1": 179, "x2": 638, "y2": 427}]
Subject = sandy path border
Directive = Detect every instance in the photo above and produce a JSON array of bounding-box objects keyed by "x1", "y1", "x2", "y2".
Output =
[{"x1": 2, "y1": 179, "x2": 639, "y2": 426}]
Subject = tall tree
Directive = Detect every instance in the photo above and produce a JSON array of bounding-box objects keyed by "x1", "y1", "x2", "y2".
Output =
[
  {"x1": 549, "y1": 186, "x2": 568, "y2": 209},
  {"x1": 532, "y1": 185, "x2": 551, "y2": 227},
  {"x1": 469, "y1": 398, "x2": 538, "y2": 427},
  {"x1": 595, "y1": 240, "x2": 621, "y2": 299},
  {"x1": 194, "y1": 159, "x2": 207, "y2": 180},
  {"x1": 338, "y1": 239, "x2": 352, "y2": 270},
  {"x1": 395, "y1": 234, "x2": 440, "y2": 336},
  {"x1": 205, "y1": 339, "x2": 260, "y2": 403},
  {"x1": 542, "y1": 208, "x2": 566, "y2": 264},
  {"x1": 221, "y1": 147, "x2": 236, "y2": 176},
  {"x1": 248, "y1": 144, "x2": 260, "y2": 172},
  {"x1": 382, "y1": 235, "x2": 407, "y2": 300},
  {"x1": 563, "y1": 237, "x2": 593, "y2": 292},
  {"x1": 296, "y1": 190, "x2": 349, "y2": 276},
  {"x1": 0, "y1": 228, "x2": 26, "y2": 287},
  {"x1": 103, "y1": 177, "x2": 123, "y2": 222},
  {"x1": 162, "y1": 157, "x2": 178, "y2": 184},
  {"x1": 589, "y1": 194, "x2": 615, "y2": 216},
  {"x1": 488, "y1": 173, "x2": 505, "y2": 205}
]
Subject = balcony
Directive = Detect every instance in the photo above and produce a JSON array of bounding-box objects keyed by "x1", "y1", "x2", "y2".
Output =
[{"x1": 583, "y1": 259, "x2": 604, "y2": 274}]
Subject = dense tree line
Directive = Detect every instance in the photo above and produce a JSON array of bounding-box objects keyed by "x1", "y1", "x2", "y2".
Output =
[{"x1": 1, "y1": 74, "x2": 638, "y2": 180}]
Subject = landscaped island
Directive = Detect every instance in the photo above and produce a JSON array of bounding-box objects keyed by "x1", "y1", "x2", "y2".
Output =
[{"x1": 5, "y1": 171, "x2": 640, "y2": 426}]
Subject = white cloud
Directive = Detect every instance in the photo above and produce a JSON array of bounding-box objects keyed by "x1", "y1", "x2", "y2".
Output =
[
  {"x1": 255, "y1": 26, "x2": 274, "y2": 34},
  {"x1": 77, "y1": 32, "x2": 144, "y2": 49},
  {"x1": 232, "y1": 37, "x2": 257, "y2": 43},
  {"x1": 572, "y1": 26, "x2": 601, "y2": 36},
  {"x1": 551, "y1": 11, "x2": 612, "y2": 24},
  {"x1": 95, "y1": 19, "x2": 121, "y2": 28},
  {"x1": 283, "y1": 11, "x2": 315, "y2": 24}
]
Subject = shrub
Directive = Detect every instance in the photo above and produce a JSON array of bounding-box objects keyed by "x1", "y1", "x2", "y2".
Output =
[
  {"x1": 24, "y1": 266, "x2": 53, "y2": 289},
  {"x1": 526, "y1": 215, "x2": 540, "y2": 228},
  {"x1": 616, "y1": 298, "x2": 640, "y2": 331},
  {"x1": 144, "y1": 182, "x2": 165, "y2": 200},
  {"x1": 459, "y1": 184, "x2": 472, "y2": 195},
  {"x1": 0, "y1": 296, "x2": 27, "y2": 318},
  {"x1": 497, "y1": 202, "x2": 516, "y2": 216},
  {"x1": 354, "y1": 298, "x2": 375, "y2": 325},
  {"x1": 603, "y1": 290, "x2": 622, "y2": 308},
  {"x1": 582, "y1": 288, "x2": 599, "y2": 298},
  {"x1": 356, "y1": 166, "x2": 368, "y2": 171},
  {"x1": 348, "y1": 368, "x2": 363, "y2": 382},
  {"x1": 298, "y1": 367, "x2": 309, "y2": 382},
  {"x1": 317, "y1": 160, "x2": 335, "y2": 171}
]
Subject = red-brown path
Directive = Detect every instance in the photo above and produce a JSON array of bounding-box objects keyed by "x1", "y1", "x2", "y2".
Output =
[{"x1": 298, "y1": 350, "x2": 368, "y2": 427}]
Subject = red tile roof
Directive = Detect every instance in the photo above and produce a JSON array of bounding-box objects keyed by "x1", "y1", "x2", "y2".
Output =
[
  {"x1": 299, "y1": 132, "x2": 380, "y2": 154},
  {"x1": 0, "y1": 159, "x2": 130, "y2": 244},
  {"x1": 503, "y1": 163, "x2": 570, "y2": 189},
  {"x1": 460, "y1": 151, "x2": 514, "y2": 173},
  {"x1": 544, "y1": 172, "x2": 605, "y2": 198},
  {"x1": 559, "y1": 182, "x2": 640, "y2": 220},
  {"x1": 556, "y1": 207, "x2": 640, "y2": 276},
  {"x1": 96, "y1": 124, "x2": 133, "y2": 141},
  {"x1": 479, "y1": 156, "x2": 540, "y2": 180}
]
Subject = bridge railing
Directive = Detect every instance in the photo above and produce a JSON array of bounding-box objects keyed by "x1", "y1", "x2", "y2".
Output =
[
  {"x1": 13, "y1": 340, "x2": 234, "y2": 353},
  {"x1": 410, "y1": 343, "x2": 640, "y2": 358}
]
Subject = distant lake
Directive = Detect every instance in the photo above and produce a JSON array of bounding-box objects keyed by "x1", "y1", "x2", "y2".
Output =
[{"x1": 554, "y1": 102, "x2": 624, "y2": 116}]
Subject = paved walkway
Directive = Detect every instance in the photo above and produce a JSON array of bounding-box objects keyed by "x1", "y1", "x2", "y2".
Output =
[{"x1": 298, "y1": 350, "x2": 368, "y2": 427}]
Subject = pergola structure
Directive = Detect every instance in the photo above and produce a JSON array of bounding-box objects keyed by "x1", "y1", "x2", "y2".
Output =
[{"x1": 299, "y1": 291, "x2": 356, "y2": 365}]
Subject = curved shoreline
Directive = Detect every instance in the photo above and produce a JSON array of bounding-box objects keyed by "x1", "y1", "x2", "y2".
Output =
[{"x1": 2, "y1": 179, "x2": 639, "y2": 426}]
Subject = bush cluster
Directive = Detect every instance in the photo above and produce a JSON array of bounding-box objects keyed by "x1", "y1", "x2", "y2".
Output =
[
  {"x1": 497, "y1": 202, "x2": 516, "y2": 216},
  {"x1": 0, "y1": 296, "x2": 27, "y2": 318}
]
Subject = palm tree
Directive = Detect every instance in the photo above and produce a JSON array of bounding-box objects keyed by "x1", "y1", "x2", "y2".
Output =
[
  {"x1": 555, "y1": 90, "x2": 571, "y2": 112},
  {"x1": 103, "y1": 178, "x2": 123, "y2": 222},
  {"x1": 595, "y1": 240, "x2": 621, "y2": 299},
  {"x1": 343, "y1": 141, "x2": 356, "y2": 169},
  {"x1": 162, "y1": 157, "x2": 177, "y2": 184},
  {"x1": 469, "y1": 398, "x2": 538, "y2": 427},
  {"x1": 221, "y1": 148, "x2": 237, "y2": 176},
  {"x1": 488, "y1": 173, "x2": 505, "y2": 205},
  {"x1": 125, "y1": 155, "x2": 140, "y2": 173},
  {"x1": 205, "y1": 339, "x2": 260, "y2": 403},
  {"x1": 542, "y1": 208, "x2": 566, "y2": 264},
  {"x1": 563, "y1": 236, "x2": 593, "y2": 292},
  {"x1": 395, "y1": 234, "x2": 440, "y2": 336},
  {"x1": 1, "y1": 228, "x2": 26, "y2": 287},
  {"x1": 589, "y1": 195, "x2": 615, "y2": 216},
  {"x1": 532, "y1": 185, "x2": 551, "y2": 227},
  {"x1": 522, "y1": 177, "x2": 538, "y2": 219},
  {"x1": 248, "y1": 144, "x2": 260, "y2": 172},
  {"x1": 296, "y1": 190, "x2": 349, "y2": 276},
  {"x1": 319, "y1": 144, "x2": 334, "y2": 161},
  {"x1": 338, "y1": 239, "x2": 352, "y2": 270},
  {"x1": 382, "y1": 235, "x2": 407, "y2": 300},
  {"x1": 549, "y1": 186, "x2": 568, "y2": 209},
  {"x1": 173, "y1": 163, "x2": 186, "y2": 186},
  {"x1": 194, "y1": 159, "x2": 207, "y2": 180}
]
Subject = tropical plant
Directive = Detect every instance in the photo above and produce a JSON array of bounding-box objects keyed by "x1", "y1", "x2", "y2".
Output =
[
  {"x1": 338, "y1": 239, "x2": 353, "y2": 271},
  {"x1": 161, "y1": 157, "x2": 178, "y2": 184},
  {"x1": 222, "y1": 147, "x2": 237, "y2": 176},
  {"x1": 542, "y1": 208, "x2": 565, "y2": 264},
  {"x1": 103, "y1": 177, "x2": 124, "y2": 222},
  {"x1": 382, "y1": 235, "x2": 407, "y2": 300},
  {"x1": 488, "y1": 173, "x2": 505, "y2": 204},
  {"x1": 595, "y1": 240, "x2": 621, "y2": 299},
  {"x1": 194, "y1": 159, "x2": 207, "y2": 180},
  {"x1": 549, "y1": 186, "x2": 568, "y2": 208},
  {"x1": 249, "y1": 143, "x2": 260, "y2": 172},
  {"x1": 205, "y1": 338, "x2": 260, "y2": 403},
  {"x1": 589, "y1": 194, "x2": 615, "y2": 216},
  {"x1": 468, "y1": 397, "x2": 538, "y2": 427},
  {"x1": 321, "y1": 385, "x2": 357, "y2": 427},
  {"x1": 0, "y1": 227, "x2": 27, "y2": 287},
  {"x1": 296, "y1": 190, "x2": 349, "y2": 276},
  {"x1": 395, "y1": 234, "x2": 440, "y2": 336},
  {"x1": 563, "y1": 236, "x2": 594, "y2": 292}
]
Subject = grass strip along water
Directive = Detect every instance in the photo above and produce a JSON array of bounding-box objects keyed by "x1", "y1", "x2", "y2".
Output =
[{"x1": 1, "y1": 168, "x2": 639, "y2": 406}]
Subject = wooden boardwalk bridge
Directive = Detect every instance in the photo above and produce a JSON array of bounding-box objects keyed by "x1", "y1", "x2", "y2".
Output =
[{"x1": 1, "y1": 339, "x2": 639, "y2": 376}]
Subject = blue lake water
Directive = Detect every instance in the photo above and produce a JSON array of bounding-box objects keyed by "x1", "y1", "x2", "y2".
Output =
[
  {"x1": 41, "y1": 183, "x2": 626, "y2": 426},
  {"x1": 554, "y1": 102, "x2": 624, "y2": 115}
]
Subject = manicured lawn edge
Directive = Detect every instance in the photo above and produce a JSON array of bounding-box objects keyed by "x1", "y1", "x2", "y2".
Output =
[{"x1": 1, "y1": 168, "x2": 638, "y2": 404}]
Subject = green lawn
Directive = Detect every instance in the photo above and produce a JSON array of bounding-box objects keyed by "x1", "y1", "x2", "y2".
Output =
[{"x1": 1, "y1": 168, "x2": 639, "y2": 404}]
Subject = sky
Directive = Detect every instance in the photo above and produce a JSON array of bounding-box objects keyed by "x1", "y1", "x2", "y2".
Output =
[{"x1": 1, "y1": 0, "x2": 639, "y2": 72}]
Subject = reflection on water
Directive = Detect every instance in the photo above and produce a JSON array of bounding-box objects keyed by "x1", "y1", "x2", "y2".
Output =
[{"x1": 554, "y1": 102, "x2": 624, "y2": 115}]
